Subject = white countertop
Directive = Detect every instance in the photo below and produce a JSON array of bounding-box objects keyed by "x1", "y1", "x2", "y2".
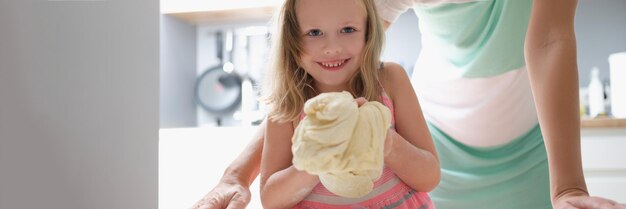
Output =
[
  {"x1": 159, "y1": 126, "x2": 263, "y2": 209},
  {"x1": 159, "y1": 126, "x2": 626, "y2": 209}
]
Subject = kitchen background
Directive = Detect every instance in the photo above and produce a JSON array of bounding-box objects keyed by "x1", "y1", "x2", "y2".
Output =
[
  {"x1": 4, "y1": 1, "x2": 621, "y2": 209},
  {"x1": 161, "y1": 0, "x2": 626, "y2": 128},
  {"x1": 157, "y1": 1, "x2": 626, "y2": 208}
]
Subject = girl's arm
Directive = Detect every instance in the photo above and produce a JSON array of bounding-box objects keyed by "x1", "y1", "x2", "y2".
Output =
[
  {"x1": 379, "y1": 62, "x2": 441, "y2": 192},
  {"x1": 259, "y1": 119, "x2": 320, "y2": 209}
]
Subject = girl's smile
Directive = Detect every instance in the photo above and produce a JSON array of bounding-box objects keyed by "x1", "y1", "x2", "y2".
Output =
[{"x1": 317, "y1": 58, "x2": 350, "y2": 71}]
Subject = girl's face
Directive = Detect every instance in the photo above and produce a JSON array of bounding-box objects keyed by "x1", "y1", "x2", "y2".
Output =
[{"x1": 296, "y1": 0, "x2": 367, "y2": 93}]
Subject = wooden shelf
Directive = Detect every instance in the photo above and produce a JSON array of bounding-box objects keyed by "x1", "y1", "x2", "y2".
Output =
[
  {"x1": 581, "y1": 117, "x2": 626, "y2": 128},
  {"x1": 165, "y1": 6, "x2": 277, "y2": 25}
]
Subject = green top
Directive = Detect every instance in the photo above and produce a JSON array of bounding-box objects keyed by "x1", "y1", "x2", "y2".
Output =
[{"x1": 414, "y1": 0, "x2": 532, "y2": 78}]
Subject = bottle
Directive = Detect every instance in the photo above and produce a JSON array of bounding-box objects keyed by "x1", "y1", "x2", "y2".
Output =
[
  {"x1": 603, "y1": 79, "x2": 611, "y2": 116},
  {"x1": 588, "y1": 67, "x2": 605, "y2": 118}
]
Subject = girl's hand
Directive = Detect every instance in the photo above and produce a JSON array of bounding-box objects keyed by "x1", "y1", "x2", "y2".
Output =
[
  {"x1": 354, "y1": 97, "x2": 394, "y2": 159},
  {"x1": 354, "y1": 97, "x2": 367, "y2": 107},
  {"x1": 383, "y1": 128, "x2": 395, "y2": 160}
]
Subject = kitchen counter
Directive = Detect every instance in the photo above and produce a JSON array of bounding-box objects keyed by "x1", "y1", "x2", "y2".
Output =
[
  {"x1": 582, "y1": 117, "x2": 626, "y2": 128},
  {"x1": 580, "y1": 126, "x2": 626, "y2": 202},
  {"x1": 160, "y1": 125, "x2": 626, "y2": 209},
  {"x1": 159, "y1": 126, "x2": 263, "y2": 209}
]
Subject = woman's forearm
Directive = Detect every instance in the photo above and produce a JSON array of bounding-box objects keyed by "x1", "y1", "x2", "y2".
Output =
[
  {"x1": 260, "y1": 166, "x2": 319, "y2": 209},
  {"x1": 527, "y1": 38, "x2": 587, "y2": 201},
  {"x1": 385, "y1": 131, "x2": 440, "y2": 192},
  {"x1": 221, "y1": 121, "x2": 265, "y2": 187},
  {"x1": 525, "y1": 0, "x2": 588, "y2": 201}
]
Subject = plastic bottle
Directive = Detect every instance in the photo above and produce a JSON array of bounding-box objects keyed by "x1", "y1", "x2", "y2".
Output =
[{"x1": 588, "y1": 67, "x2": 605, "y2": 117}]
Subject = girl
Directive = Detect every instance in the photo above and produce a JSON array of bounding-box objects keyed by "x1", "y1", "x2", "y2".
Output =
[{"x1": 259, "y1": 0, "x2": 440, "y2": 208}]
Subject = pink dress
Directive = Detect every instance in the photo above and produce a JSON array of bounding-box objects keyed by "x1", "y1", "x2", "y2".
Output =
[{"x1": 293, "y1": 93, "x2": 435, "y2": 209}]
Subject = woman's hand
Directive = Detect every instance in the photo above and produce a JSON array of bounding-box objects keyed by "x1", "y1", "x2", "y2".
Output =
[
  {"x1": 554, "y1": 196, "x2": 626, "y2": 209},
  {"x1": 190, "y1": 178, "x2": 251, "y2": 209},
  {"x1": 553, "y1": 192, "x2": 626, "y2": 209}
]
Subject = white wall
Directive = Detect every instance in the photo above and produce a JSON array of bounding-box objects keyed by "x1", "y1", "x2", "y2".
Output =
[
  {"x1": 0, "y1": 1, "x2": 158, "y2": 209},
  {"x1": 575, "y1": 0, "x2": 626, "y2": 86},
  {"x1": 161, "y1": 15, "x2": 197, "y2": 128},
  {"x1": 381, "y1": 10, "x2": 421, "y2": 76}
]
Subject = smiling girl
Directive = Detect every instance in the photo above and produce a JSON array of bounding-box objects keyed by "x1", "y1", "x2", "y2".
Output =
[{"x1": 258, "y1": 0, "x2": 440, "y2": 208}]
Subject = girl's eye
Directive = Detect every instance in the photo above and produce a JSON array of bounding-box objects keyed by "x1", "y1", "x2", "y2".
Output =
[
  {"x1": 341, "y1": 27, "x2": 356, "y2": 33},
  {"x1": 306, "y1": 29, "x2": 323, "y2": 37}
]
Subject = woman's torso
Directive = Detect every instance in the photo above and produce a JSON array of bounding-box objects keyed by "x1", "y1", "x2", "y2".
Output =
[{"x1": 407, "y1": 0, "x2": 538, "y2": 147}]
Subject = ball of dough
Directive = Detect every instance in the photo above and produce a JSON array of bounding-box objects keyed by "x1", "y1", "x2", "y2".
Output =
[{"x1": 292, "y1": 91, "x2": 391, "y2": 198}]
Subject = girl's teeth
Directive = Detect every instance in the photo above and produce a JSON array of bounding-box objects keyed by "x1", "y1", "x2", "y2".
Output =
[{"x1": 323, "y1": 60, "x2": 345, "y2": 67}]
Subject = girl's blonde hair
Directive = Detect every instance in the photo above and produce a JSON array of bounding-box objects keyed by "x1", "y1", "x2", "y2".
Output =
[{"x1": 261, "y1": 0, "x2": 385, "y2": 123}]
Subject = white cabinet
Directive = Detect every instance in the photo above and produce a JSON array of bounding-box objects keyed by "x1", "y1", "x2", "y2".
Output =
[{"x1": 581, "y1": 128, "x2": 626, "y2": 202}]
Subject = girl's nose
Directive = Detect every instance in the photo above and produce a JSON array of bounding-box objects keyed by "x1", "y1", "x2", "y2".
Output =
[
  {"x1": 323, "y1": 45, "x2": 341, "y2": 55},
  {"x1": 323, "y1": 38, "x2": 342, "y2": 55}
]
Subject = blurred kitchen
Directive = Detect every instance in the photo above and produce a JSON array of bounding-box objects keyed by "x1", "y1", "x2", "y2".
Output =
[
  {"x1": 159, "y1": 0, "x2": 426, "y2": 128},
  {"x1": 160, "y1": 1, "x2": 626, "y2": 128},
  {"x1": 159, "y1": 0, "x2": 626, "y2": 208}
]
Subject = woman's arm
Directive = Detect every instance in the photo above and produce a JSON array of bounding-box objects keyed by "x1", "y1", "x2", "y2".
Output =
[
  {"x1": 224, "y1": 121, "x2": 265, "y2": 187},
  {"x1": 379, "y1": 62, "x2": 441, "y2": 192},
  {"x1": 524, "y1": 1, "x2": 621, "y2": 208},
  {"x1": 259, "y1": 119, "x2": 320, "y2": 209},
  {"x1": 374, "y1": 0, "x2": 419, "y2": 29},
  {"x1": 525, "y1": 1, "x2": 622, "y2": 207},
  {"x1": 191, "y1": 122, "x2": 265, "y2": 209},
  {"x1": 525, "y1": 0, "x2": 586, "y2": 203}
]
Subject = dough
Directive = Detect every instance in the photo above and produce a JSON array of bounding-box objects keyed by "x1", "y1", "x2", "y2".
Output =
[{"x1": 292, "y1": 91, "x2": 391, "y2": 198}]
